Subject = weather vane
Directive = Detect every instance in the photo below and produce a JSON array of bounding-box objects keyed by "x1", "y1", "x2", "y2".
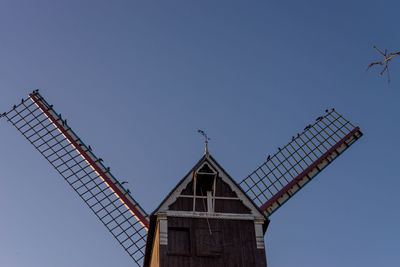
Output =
[{"x1": 197, "y1": 129, "x2": 210, "y2": 155}]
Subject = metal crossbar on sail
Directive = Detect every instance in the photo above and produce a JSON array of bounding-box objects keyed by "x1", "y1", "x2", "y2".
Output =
[
  {"x1": 2, "y1": 92, "x2": 148, "y2": 266},
  {"x1": 240, "y1": 109, "x2": 363, "y2": 217}
]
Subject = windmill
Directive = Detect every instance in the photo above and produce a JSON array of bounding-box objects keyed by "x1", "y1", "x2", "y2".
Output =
[{"x1": 1, "y1": 91, "x2": 363, "y2": 266}]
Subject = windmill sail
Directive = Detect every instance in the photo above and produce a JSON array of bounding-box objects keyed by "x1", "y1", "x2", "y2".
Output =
[
  {"x1": 240, "y1": 109, "x2": 362, "y2": 216},
  {"x1": 2, "y1": 92, "x2": 148, "y2": 266}
]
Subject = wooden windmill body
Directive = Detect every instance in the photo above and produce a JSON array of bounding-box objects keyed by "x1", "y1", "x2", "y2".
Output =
[
  {"x1": 144, "y1": 154, "x2": 268, "y2": 267},
  {"x1": 1, "y1": 91, "x2": 363, "y2": 267}
]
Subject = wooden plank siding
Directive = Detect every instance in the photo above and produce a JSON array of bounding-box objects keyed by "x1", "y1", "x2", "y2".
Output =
[
  {"x1": 214, "y1": 199, "x2": 251, "y2": 214},
  {"x1": 150, "y1": 223, "x2": 160, "y2": 267},
  {"x1": 159, "y1": 217, "x2": 267, "y2": 267}
]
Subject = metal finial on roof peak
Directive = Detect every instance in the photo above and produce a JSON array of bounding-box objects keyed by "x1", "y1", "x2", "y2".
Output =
[{"x1": 197, "y1": 129, "x2": 210, "y2": 155}]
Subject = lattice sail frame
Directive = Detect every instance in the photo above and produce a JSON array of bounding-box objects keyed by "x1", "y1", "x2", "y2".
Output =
[
  {"x1": 240, "y1": 109, "x2": 363, "y2": 217},
  {"x1": 2, "y1": 92, "x2": 149, "y2": 266}
]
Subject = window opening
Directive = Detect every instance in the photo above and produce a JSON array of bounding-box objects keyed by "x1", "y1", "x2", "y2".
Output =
[{"x1": 193, "y1": 163, "x2": 217, "y2": 213}]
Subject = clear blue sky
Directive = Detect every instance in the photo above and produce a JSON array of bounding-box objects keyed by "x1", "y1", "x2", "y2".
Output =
[{"x1": 0, "y1": 1, "x2": 398, "y2": 266}]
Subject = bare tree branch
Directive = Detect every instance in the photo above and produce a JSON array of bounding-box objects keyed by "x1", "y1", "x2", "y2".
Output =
[{"x1": 367, "y1": 45, "x2": 400, "y2": 83}]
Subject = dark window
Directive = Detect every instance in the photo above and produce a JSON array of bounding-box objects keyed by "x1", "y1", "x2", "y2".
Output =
[
  {"x1": 196, "y1": 174, "x2": 214, "y2": 195},
  {"x1": 167, "y1": 227, "x2": 190, "y2": 256},
  {"x1": 196, "y1": 164, "x2": 215, "y2": 196}
]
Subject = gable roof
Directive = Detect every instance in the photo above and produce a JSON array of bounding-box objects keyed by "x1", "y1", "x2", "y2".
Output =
[{"x1": 152, "y1": 153, "x2": 268, "y2": 219}]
